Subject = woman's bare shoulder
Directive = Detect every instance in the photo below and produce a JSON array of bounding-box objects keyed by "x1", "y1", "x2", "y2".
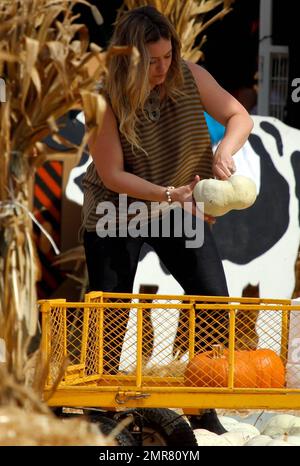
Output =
[{"x1": 185, "y1": 61, "x2": 208, "y2": 80}]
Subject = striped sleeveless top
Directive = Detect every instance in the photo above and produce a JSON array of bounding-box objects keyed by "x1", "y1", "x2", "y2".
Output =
[{"x1": 80, "y1": 60, "x2": 213, "y2": 235}]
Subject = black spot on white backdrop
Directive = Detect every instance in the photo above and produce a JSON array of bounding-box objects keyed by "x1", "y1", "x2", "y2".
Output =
[{"x1": 213, "y1": 126, "x2": 290, "y2": 264}]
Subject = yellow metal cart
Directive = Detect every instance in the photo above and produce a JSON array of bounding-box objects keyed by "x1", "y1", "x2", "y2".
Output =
[{"x1": 39, "y1": 292, "x2": 300, "y2": 445}]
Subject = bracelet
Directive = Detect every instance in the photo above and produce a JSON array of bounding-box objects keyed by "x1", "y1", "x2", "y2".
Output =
[{"x1": 165, "y1": 186, "x2": 175, "y2": 204}]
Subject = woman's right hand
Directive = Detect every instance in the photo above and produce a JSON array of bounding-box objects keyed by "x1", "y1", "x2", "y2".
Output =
[{"x1": 171, "y1": 175, "x2": 216, "y2": 224}]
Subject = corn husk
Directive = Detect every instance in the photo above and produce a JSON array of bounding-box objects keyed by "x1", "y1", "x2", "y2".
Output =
[
  {"x1": 0, "y1": 0, "x2": 137, "y2": 398},
  {"x1": 52, "y1": 245, "x2": 88, "y2": 299},
  {"x1": 0, "y1": 406, "x2": 113, "y2": 446},
  {"x1": 0, "y1": 349, "x2": 118, "y2": 446}
]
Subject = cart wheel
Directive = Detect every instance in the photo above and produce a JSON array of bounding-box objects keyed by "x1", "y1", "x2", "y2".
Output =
[
  {"x1": 89, "y1": 414, "x2": 137, "y2": 446},
  {"x1": 119, "y1": 408, "x2": 198, "y2": 447}
]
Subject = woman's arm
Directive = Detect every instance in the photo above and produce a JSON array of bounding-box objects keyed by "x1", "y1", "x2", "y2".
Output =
[
  {"x1": 89, "y1": 104, "x2": 204, "y2": 215},
  {"x1": 88, "y1": 99, "x2": 214, "y2": 220},
  {"x1": 187, "y1": 61, "x2": 254, "y2": 180},
  {"x1": 88, "y1": 102, "x2": 168, "y2": 202}
]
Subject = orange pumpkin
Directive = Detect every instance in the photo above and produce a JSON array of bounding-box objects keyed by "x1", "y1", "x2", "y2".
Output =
[
  {"x1": 184, "y1": 345, "x2": 257, "y2": 388},
  {"x1": 242, "y1": 349, "x2": 285, "y2": 388},
  {"x1": 184, "y1": 345, "x2": 285, "y2": 388}
]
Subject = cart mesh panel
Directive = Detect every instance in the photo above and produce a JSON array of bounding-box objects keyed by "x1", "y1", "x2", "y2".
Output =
[{"x1": 41, "y1": 294, "x2": 299, "y2": 392}]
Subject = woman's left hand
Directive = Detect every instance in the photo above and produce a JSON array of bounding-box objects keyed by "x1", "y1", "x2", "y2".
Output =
[{"x1": 212, "y1": 147, "x2": 236, "y2": 180}]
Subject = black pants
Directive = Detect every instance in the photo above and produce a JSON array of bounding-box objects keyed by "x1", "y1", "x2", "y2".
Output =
[{"x1": 83, "y1": 212, "x2": 228, "y2": 372}]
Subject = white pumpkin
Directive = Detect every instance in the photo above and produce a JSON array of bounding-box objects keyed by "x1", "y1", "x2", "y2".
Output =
[
  {"x1": 217, "y1": 416, "x2": 240, "y2": 431},
  {"x1": 194, "y1": 429, "x2": 247, "y2": 446},
  {"x1": 244, "y1": 434, "x2": 274, "y2": 446},
  {"x1": 226, "y1": 423, "x2": 260, "y2": 441},
  {"x1": 261, "y1": 414, "x2": 300, "y2": 437},
  {"x1": 276, "y1": 434, "x2": 300, "y2": 446},
  {"x1": 193, "y1": 175, "x2": 257, "y2": 216},
  {"x1": 195, "y1": 428, "x2": 255, "y2": 446},
  {"x1": 245, "y1": 434, "x2": 294, "y2": 446},
  {"x1": 194, "y1": 429, "x2": 229, "y2": 446},
  {"x1": 265, "y1": 439, "x2": 293, "y2": 446},
  {"x1": 220, "y1": 431, "x2": 246, "y2": 446},
  {"x1": 218, "y1": 416, "x2": 260, "y2": 441}
]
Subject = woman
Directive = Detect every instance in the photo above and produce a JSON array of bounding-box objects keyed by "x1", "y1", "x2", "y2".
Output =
[{"x1": 81, "y1": 6, "x2": 253, "y2": 432}]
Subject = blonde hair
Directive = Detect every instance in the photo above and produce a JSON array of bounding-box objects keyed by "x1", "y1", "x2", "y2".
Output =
[{"x1": 106, "y1": 6, "x2": 184, "y2": 152}]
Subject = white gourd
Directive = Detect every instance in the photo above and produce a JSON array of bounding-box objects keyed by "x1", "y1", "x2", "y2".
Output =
[
  {"x1": 218, "y1": 416, "x2": 260, "y2": 440},
  {"x1": 275, "y1": 434, "x2": 300, "y2": 446},
  {"x1": 195, "y1": 428, "x2": 257, "y2": 446},
  {"x1": 217, "y1": 416, "x2": 240, "y2": 431},
  {"x1": 261, "y1": 414, "x2": 300, "y2": 437},
  {"x1": 244, "y1": 434, "x2": 295, "y2": 446},
  {"x1": 195, "y1": 415, "x2": 300, "y2": 446},
  {"x1": 194, "y1": 429, "x2": 229, "y2": 446},
  {"x1": 228, "y1": 424, "x2": 260, "y2": 440},
  {"x1": 265, "y1": 439, "x2": 293, "y2": 446},
  {"x1": 193, "y1": 175, "x2": 257, "y2": 217},
  {"x1": 220, "y1": 431, "x2": 246, "y2": 446},
  {"x1": 244, "y1": 435, "x2": 274, "y2": 446}
]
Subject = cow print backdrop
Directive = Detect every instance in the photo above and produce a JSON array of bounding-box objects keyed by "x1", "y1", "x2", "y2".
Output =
[
  {"x1": 65, "y1": 114, "x2": 300, "y2": 301},
  {"x1": 214, "y1": 117, "x2": 300, "y2": 299}
]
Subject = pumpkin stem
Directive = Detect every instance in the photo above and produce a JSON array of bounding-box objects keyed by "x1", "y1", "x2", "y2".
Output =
[{"x1": 211, "y1": 344, "x2": 225, "y2": 359}]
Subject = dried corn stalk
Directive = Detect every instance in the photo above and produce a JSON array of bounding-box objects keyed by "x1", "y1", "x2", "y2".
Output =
[
  {"x1": 0, "y1": 1, "x2": 137, "y2": 390},
  {"x1": 53, "y1": 245, "x2": 88, "y2": 299},
  {"x1": 122, "y1": 0, "x2": 235, "y2": 62},
  {"x1": 0, "y1": 406, "x2": 113, "y2": 446}
]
